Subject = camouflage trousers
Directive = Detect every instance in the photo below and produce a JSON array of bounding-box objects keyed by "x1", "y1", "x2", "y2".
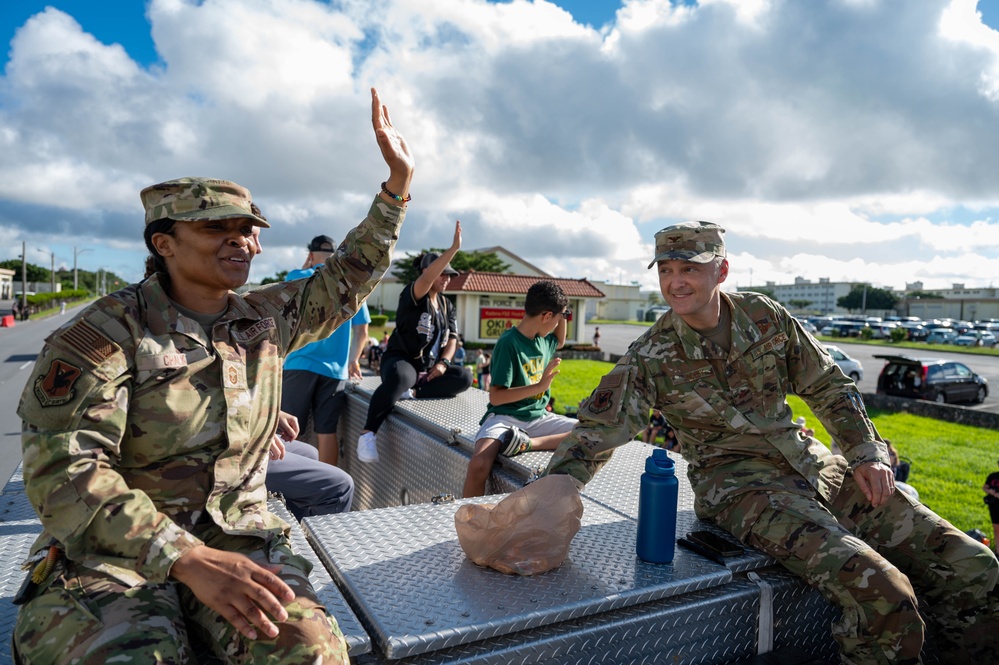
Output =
[
  {"x1": 715, "y1": 472, "x2": 999, "y2": 665},
  {"x1": 13, "y1": 530, "x2": 348, "y2": 664}
]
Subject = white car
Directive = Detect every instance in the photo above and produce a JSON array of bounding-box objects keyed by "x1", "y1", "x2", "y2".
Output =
[
  {"x1": 825, "y1": 345, "x2": 864, "y2": 382},
  {"x1": 954, "y1": 331, "x2": 997, "y2": 347}
]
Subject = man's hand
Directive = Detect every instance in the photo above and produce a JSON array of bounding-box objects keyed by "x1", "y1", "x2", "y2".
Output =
[
  {"x1": 269, "y1": 436, "x2": 286, "y2": 461},
  {"x1": 854, "y1": 461, "x2": 896, "y2": 508},
  {"x1": 171, "y1": 546, "x2": 295, "y2": 641},
  {"x1": 276, "y1": 411, "x2": 299, "y2": 442}
]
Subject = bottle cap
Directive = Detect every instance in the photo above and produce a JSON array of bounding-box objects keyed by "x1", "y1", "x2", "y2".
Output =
[{"x1": 645, "y1": 448, "x2": 675, "y2": 475}]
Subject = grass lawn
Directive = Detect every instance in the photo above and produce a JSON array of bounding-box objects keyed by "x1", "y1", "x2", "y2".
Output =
[{"x1": 551, "y1": 359, "x2": 999, "y2": 536}]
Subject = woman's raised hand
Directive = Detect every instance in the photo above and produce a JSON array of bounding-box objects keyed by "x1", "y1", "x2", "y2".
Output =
[{"x1": 372, "y1": 88, "x2": 413, "y2": 202}]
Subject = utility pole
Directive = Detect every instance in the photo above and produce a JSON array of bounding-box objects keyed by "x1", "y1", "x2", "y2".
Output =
[
  {"x1": 20, "y1": 241, "x2": 27, "y2": 314},
  {"x1": 50, "y1": 252, "x2": 55, "y2": 295}
]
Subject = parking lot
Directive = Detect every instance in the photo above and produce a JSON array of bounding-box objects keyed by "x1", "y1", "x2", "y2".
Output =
[{"x1": 592, "y1": 323, "x2": 999, "y2": 414}]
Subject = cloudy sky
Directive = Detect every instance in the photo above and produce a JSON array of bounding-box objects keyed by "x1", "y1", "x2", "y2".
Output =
[{"x1": 1, "y1": 0, "x2": 998, "y2": 295}]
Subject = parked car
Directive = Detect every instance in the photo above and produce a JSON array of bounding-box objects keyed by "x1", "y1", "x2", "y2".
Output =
[
  {"x1": 795, "y1": 318, "x2": 818, "y2": 334},
  {"x1": 898, "y1": 322, "x2": 928, "y2": 341},
  {"x1": 954, "y1": 331, "x2": 997, "y2": 347},
  {"x1": 862, "y1": 323, "x2": 898, "y2": 339},
  {"x1": 925, "y1": 328, "x2": 959, "y2": 345},
  {"x1": 820, "y1": 322, "x2": 864, "y2": 337},
  {"x1": 874, "y1": 355, "x2": 989, "y2": 404},
  {"x1": 825, "y1": 345, "x2": 863, "y2": 382}
]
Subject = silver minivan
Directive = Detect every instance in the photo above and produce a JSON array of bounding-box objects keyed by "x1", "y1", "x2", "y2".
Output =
[{"x1": 825, "y1": 344, "x2": 864, "y2": 382}]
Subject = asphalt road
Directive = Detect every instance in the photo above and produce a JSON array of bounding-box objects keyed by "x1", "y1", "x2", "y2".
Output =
[
  {"x1": 0, "y1": 305, "x2": 70, "y2": 486},
  {"x1": 591, "y1": 323, "x2": 999, "y2": 413}
]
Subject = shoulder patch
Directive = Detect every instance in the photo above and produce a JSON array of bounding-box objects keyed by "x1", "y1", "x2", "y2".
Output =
[
  {"x1": 33, "y1": 359, "x2": 83, "y2": 407},
  {"x1": 59, "y1": 319, "x2": 121, "y2": 366}
]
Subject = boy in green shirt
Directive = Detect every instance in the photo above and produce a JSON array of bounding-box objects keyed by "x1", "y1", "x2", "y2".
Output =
[{"x1": 462, "y1": 280, "x2": 577, "y2": 497}]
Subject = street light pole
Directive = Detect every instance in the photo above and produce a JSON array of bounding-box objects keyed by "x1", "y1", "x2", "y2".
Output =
[{"x1": 73, "y1": 246, "x2": 92, "y2": 291}]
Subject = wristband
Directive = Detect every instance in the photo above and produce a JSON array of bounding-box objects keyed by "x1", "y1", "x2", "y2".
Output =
[
  {"x1": 381, "y1": 181, "x2": 412, "y2": 203},
  {"x1": 440, "y1": 358, "x2": 451, "y2": 367}
]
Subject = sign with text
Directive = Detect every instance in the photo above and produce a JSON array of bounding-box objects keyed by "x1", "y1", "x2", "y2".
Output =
[{"x1": 479, "y1": 307, "x2": 524, "y2": 339}]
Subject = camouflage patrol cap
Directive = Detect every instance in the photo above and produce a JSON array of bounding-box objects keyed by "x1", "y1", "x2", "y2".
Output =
[
  {"x1": 647, "y1": 221, "x2": 726, "y2": 269},
  {"x1": 140, "y1": 177, "x2": 270, "y2": 228}
]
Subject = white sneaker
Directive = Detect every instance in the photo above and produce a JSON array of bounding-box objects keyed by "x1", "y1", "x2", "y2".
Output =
[
  {"x1": 357, "y1": 431, "x2": 379, "y2": 463},
  {"x1": 399, "y1": 388, "x2": 415, "y2": 400}
]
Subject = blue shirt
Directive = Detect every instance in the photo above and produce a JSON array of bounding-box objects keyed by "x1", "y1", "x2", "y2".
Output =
[{"x1": 283, "y1": 265, "x2": 371, "y2": 379}]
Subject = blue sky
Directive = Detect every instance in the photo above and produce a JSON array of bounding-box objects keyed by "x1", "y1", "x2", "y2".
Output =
[{"x1": 1, "y1": 0, "x2": 999, "y2": 291}]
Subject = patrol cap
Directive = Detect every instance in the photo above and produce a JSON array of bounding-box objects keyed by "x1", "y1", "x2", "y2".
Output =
[
  {"x1": 648, "y1": 221, "x2": 726, "y2": 269},
  {"x1": 308, "y1": 235, "x2": 335, "y2": 252},
  {"x1": 140, "y1": 177, "x2": 270, "y2": 228},
  {"x1": 419, "y1": 252, "x2": 459, "y2": 275}
]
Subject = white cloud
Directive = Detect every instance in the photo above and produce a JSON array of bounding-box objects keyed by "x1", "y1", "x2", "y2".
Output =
[{"x1": 0, "y1": 0, "x2": 998, "y2": 291}]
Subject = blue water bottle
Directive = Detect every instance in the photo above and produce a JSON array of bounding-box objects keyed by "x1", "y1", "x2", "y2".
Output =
[{"x1": 636, "y1": 448, "x2": 679, "y2": 563}]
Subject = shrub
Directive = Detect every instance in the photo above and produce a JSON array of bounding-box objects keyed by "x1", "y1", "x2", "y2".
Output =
[
  {"x1": 890, "y1": 327, "x2": 908, "y2": 343},
  {"x1": 369, "y1": 314, "x2": 389, "y2": 327},
  {"x1": 860, "y1": 326, "x2": 875, "y2": 340}
]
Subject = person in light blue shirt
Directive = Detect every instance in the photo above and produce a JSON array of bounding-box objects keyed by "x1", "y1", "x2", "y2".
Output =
[{"x1": 282, "y1": 234, "x2": 371, "y2": 465}]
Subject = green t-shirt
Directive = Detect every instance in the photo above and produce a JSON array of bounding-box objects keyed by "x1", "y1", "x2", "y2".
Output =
[{"x1": 481, "y1": 326, "x2": 558, "y2": 424}]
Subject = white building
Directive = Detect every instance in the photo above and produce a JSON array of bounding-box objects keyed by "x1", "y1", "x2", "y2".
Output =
[
  {"x1": 0, "y1": 268, "x2": 13, "y2": 300},
  {"x1": 901, "y1": 282, "x2": 999, "y2": 321},
  {"x1": 587, "y1": 281, "x2": 644, "y2": 322},
  {"x1": 738, "y1": 277, "x2": 856, "y2": 315}
]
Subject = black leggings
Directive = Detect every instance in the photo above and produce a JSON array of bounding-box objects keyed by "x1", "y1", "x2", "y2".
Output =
[{"x1": 363, "y1": 352, "x2": 473, "y2": 433}]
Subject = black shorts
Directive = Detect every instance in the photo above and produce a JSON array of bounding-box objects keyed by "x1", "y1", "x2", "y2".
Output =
[
  {"x1": 280, "y1": 370, "x2": 347, "y2": 434},
  {"x1": 989, "y1": 501, "x2": 999, "y2": 525}
]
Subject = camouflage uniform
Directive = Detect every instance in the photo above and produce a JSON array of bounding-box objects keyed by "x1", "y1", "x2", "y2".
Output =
[
  {"x1": 547, "y1": 254, "x2": 998, "y2": 663},
  {"x1": 14, "y1": 181, "x2": 405, "y2": 664}
]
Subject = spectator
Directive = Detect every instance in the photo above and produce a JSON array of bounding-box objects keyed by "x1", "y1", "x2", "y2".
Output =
[
  {"x1": 463, "y1": 280, "x2": 576, "y2": 497},
  {"x1": 59, "y1": 300, "x2": 67, "y2": 315},
  {"x1": 266, "y1": 411, "x2": 353, "y2": 520},
  {"x1": 478, "y1": 351, "x2": 491, "y2": 390},
  {"x1": 984, "y1": 459, "x2": 999, "y2": 556},
  {"x1": 454, "y1": 335, "x2": 466, "y2": 366},
  {"x1": 355, "y1": 222, "x2": 473, "y2": 463},
  {"x1": 279, "y1": 232, "x2": 370, "y2": 465},
  {"x1": 662, "y1": 424, "x2": 680, "y2": 452},
  {"x1": 467, "y1": 348, "x2": 484, "y2": 386},
  {"x1": 593, "y1": 326, "x2": 601, "y2": 347},
  {"x1": 643, "y1": 409, "x2": 668, "y2": 444}
]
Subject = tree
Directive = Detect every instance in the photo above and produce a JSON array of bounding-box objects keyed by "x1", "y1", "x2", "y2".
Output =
[
  {"x1": 837, "y1": 284, "x2": 898, "y2": 312},
  {"x1": 391, "y1": 250, "x2": 511, "y2": 283},
  {"x1": 261, "y1": 270, "x2": 289, "y2": 285},
  {"x1": 905, "y1": 290, "x2": 941, "y2": 300},
  {"x1": 788, "y1": 299, "x2": 812, "y2": 310},
  {"x1": 0, "y1": 260, "x2": 48, "y2": 283}
]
